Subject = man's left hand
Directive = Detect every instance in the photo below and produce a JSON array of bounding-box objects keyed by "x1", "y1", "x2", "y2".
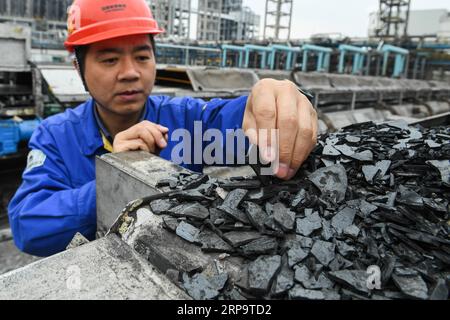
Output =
[{"x1": 243, "y1": 79, "x2": 318, "y2": 180}]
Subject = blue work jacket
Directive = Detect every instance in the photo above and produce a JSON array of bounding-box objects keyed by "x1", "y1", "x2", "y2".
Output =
[{"x1": 8, "y1": 95, "x2": 248, "y2": 257}]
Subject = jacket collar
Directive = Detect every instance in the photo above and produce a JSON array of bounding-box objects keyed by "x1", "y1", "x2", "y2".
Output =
[
  {"x1": 80, "y1": 99, "x2": 103, "y2": 156},
  {"x1": 79, "y1": 98, "x2": 152, "y2": 156}
]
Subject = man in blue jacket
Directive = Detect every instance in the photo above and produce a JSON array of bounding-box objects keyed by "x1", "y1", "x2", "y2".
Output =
[{"x1": 8, "y1": 0, "x2": 318, "y2": 257}]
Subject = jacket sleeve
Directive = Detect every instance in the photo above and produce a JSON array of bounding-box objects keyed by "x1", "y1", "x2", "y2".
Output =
[
  {"x1": 7, "y1": 124, "x2": 96, "y2": 257},
  {"x1": 157, "y1": 95, "x2": 250, "y2": 172}
]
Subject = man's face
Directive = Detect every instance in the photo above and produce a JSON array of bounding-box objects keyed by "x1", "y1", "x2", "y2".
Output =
[{"x1": 84, "y1": 34, "x2": 156, "y2": 116}]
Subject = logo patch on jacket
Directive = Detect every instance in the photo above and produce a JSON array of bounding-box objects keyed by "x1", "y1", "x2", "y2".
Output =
[{"x1": 25, "y1": 150, "x2": 47, "y2": 172}]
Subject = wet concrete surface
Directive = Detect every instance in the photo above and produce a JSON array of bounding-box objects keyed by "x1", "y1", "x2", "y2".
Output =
[
  {"x1": 0, "y1": 157, "x2": 35, "y2": 276},
  {"x1": 0, "y1": 238, "x2": 42, "y2": 275}
]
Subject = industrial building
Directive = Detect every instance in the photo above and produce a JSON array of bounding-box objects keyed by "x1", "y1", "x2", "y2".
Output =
[
  {"x1": 0, "y1": 0, "x2": 71, "y2": 48},
  {"x1": 263, "y1": 0, "x2": 294, "y2": 40},
  {"x1": 196, "y1": 0, "x2": 222, "y2": 41},
  {"x1": 369, "y1": 8, "x2": 450, "y2": 41},
  {"x1": 0, "y1": 0, "x2": 260, "y2": 43},
  {"x1": 146, "y1": 0, "x2": 192, "y2": 39},
  {"x1": 0, "y1": 0, "x2": 71, "y2": 24},
  {"x1": 196, "y1": 0, "x2": 260, "y2": 41},
  {"x1": 220, "y1": 0, "x2": 260, "y2": 41}
]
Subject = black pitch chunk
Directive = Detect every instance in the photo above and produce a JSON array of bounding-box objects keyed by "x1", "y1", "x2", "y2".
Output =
[
  {"x1": 248, "y1": 255, "x2": 282, "y2": 295},
  {"x1": 182, "y1": 174, "x2": 210, "y2": 190},
  {"x1": 397, "y1": 185, "x2": 424, "y2": 208},
  {"x1": 220, "y1": 180, "x2": 262, "y2": 190},
  {"x1": 430, "y1": 279, "x2": 449, "y2": 300},
  {"x1": 289, "y1": 286, "x2": 325, "y2": 300},
  {"x1": 311, "y1": 240, "x2": 336, "y2": 266},
  {"x1": 209, "y1": 208, "x2": 231, "y2": 225},
  {"x1": 225, "y1": 288, "x2": 248, "y2": 300},
  {"x1": 304, "y1": 273, "x2": 334, "y2": 290},
  {"x1": 359, "y1": 200, "x2": 378, "y2": 217},
  {"x1": 329, "y1": 254, "x2": 353, "y2": 271},
  {"x1": 328, "y1": 270, "x2": 371, "y2": 295},
  {"x1": 240, "y1": 236, "x2": 279, "y2": 256},
  {"x1": 223, "y1": 231, "x2": 261, "y2": 248},
  {"x1": 273, "y1": 262, "x2": 295, "y2": 296},
  {"x1": 331, "y1": 207, "x2": 356, "y2": 234},
  {"x1": 291, "y1": 189, "x2": 308, "y2": 208},
  {"x1": 247, "y1": 185, "x2": 289, "y2": 202},
  {"x1": 173, "y1": 189, "x2": 215, "y2": 202},
  {"x1": 242, "y1": 201, "x2": 268, "y2": 231},
  {"x1": 344, "y1": 225, "x2": 360, "y2": 238},
  {"x1": 350, "y1": 150, "x2": 374, "y2": 162},
  {"x1": 423, "y1": 198, "x2": 448, "y2": 213},
  {"x1": 380, "y1": 255, "x2": 396, "y2": 286},
  {"x1": 221, "y1": 188, "x2": 248, "y2": 209},
  {"x1": 296, "y1": 235, "x2": 313, "y2": 249},
  {"x1": 294, "y1": 265, "x2": 313, "y2": 286},
  {"x1": 162, "y1": 216, "x2": 180, "y2": 233},
  {"x1": 394, "y1": 267, "x2": 419, "y2": 277},
  {"x1": 150, "y1": 199, "x2": 177, "y2": 215},
  {"x1": 362, "y1": 160, "x2": 391, "y2": 184},
  {"x1": 296, "y1": 212, "x2": 322, "y2": 237},
  {"x1": 168, "y1": 202, "x2": 210, "y2": 220},
  {"x1": 322, "y1": 158, "x2": 336, "y2": 167},
  {"x1": 323, "y1": 144, "x2": 341, "y2": 156},
  {"x1": 321, "y1": 220, "x2": 334, "y2": 241},
  {"x1": 336, "y1": 241, "x2": 356, "y2": 257},
  {"x1": 392, "y1": 274, "x2": 429, "y2": 300},
  {"x1": 210, "y1": 273, "x2": 229, "y2": 292},
  {"x1": 176, "y1": 221, "x2": 201, "y2": 244},
  {"x1": 264, "y1": 216, "x2": 283, "y2": 233},
  {"x1": 386, "y1": 119, "x2": 409, "y2": 130},
  {"x1": 346, "y1": 136, "x2": 361, "y2": 144},
  {"x1": 133, "y1": 122, "x2": 450, "y2": 301},
  {"x1": 426, "y1": 140, "x2": 441, "y2": 149},
  {"x1": 323, "y1": 290, "x2": 341, "y2": 300},
  {"x1": 218, "y1": 205, "x2": 250, "y2": 224},
  {"x1": 217, "y1": 189, "x2": 250, "y2": 224},
  {"x1": 308, "y1": 164, "x2": 348, "y2": 204},
  {"x1": 334, "y1": 144, "x2": 355, "y2": 157},
  {"x1": 273, "y1": 203, "x2": 296, "y2": 232},
  {"x1": 157, "y1": 178, "x2": 179, "y2": 189},
  {"x1": 287, "y1": 242, "x2": 309, "y2": 268},
  {"x1": 427, "y1": 160, "x2": 450, "y2": 186},
  {"x1": 197, "y1": 230, "x2": 234, "y2": 254},
  {"x1": 182, "y1": 273, "x2": 221, "y2": 300}
]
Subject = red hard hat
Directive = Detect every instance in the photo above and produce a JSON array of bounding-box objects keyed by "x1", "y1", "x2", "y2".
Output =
[{"x1": 64, "y1": 0, "x2": 164, "y2": 52}]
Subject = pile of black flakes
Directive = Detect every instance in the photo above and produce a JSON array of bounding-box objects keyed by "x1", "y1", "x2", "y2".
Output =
[{"x1": 147, "y1": 121, "x2": 450, "y2": 300}]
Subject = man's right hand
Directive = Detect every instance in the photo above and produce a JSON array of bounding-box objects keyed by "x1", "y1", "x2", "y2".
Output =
[{"x1": 113, "y1": 121, "x2": 169, "y2": 154}]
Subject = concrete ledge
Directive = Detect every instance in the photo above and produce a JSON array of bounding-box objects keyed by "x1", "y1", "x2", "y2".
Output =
[{"x1": 0, "y1": 234, "x2": 190, "y2": 300}]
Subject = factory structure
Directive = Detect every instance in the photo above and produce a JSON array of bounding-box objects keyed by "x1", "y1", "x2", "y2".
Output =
[
  {"x1": 0, "y1": 0, "x2": 261, "y2": 44},
  {"x1": 0, "y1": 0, "x2": 449, "y2": 300},
  {"x1": 369, "y1": 6, "x2": 450, "y2": 41}
]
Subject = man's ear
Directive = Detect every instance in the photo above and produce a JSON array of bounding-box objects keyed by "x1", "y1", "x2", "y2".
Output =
[
  {"x1": 73, "y1": 59, "x2": 81, "y2": 77},
  {"x1": 72, "y1": 58, "x2": 89, "y2": 93}
]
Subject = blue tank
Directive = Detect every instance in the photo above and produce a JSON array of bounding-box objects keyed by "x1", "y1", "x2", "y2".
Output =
[{"x1": 0, "y1": 118, "x2": 41, "y2": 156}]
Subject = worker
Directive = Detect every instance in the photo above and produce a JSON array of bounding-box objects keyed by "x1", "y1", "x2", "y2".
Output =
[{"x1": 8, "y1": 0, "x2": 318, "y2": 257}]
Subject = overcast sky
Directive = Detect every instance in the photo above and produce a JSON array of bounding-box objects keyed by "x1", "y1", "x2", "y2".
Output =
[{"x1": 243, "y1": 0, "x2": 450, "y2": 39}]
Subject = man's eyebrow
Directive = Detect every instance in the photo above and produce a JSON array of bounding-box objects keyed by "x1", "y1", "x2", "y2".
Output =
[
  {"x1": 96, "y1": 48, "x2": 123, "y2": 55},
  {"x1": 95, "y1": 44, "x2": 152, "y2": 56},
  {"x1": 133, "y1": 45, "x2": 152, "y2": 53}
]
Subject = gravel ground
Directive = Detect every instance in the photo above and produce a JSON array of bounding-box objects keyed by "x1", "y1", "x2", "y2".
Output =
[{"x1": 0, "y1": 160, "x2": 37, "y2": 276}]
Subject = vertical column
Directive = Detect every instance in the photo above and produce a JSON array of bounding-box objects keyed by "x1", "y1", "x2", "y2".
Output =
[
  {"x1": 302, "y1": 50, "x2": 308, "y2": 72},
  {"x1": 6, "y1": 0, "x2": 11, "y2": 16},
  {"x1": 264, "y1": 0, "x2": 293, "y2": 40}
]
